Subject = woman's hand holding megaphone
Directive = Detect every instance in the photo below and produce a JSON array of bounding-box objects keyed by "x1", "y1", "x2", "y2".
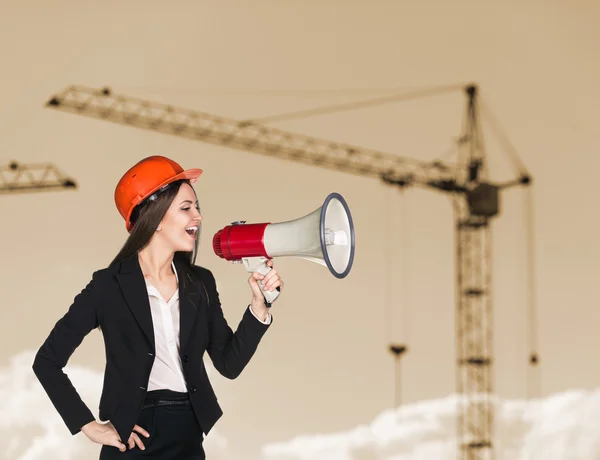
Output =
[{"x1": 248, "y1": 259, "x2": 284, "y2": 320}]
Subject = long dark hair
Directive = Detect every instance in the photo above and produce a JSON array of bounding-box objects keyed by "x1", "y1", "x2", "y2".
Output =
[{"x1": 109, "y1": 179, "x2": 200, "y2": 268}]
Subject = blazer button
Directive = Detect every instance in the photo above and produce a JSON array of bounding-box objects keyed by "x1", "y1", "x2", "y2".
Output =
[
  {"x1": 189, "y1": 385, "x2": 197, "y2": 393},
  {"x1": 182, "y1": 355, "x2": 189, "y2": 363}
]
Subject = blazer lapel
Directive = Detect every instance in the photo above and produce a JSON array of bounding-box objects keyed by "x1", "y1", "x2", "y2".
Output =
[
  {"x1": 175, "y1": 257, "x2": 201, "y2": 352},
  {"x1": 116, "y1": 253, "x2": 155, "y2": 351}
]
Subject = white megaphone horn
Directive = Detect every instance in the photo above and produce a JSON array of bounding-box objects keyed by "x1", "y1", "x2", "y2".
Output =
[{"x1": 212, "y1": 192, "x2": 355, "y2": 306}]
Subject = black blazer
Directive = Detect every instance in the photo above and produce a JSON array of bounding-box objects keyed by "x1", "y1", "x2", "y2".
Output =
[{"x1": 32, "y1": 252, "x2": 271, "y2": 444}]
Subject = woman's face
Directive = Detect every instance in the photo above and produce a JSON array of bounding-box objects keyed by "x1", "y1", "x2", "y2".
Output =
[{"x1": 156, "y1": 183, "x2": 202, "y2": 253}]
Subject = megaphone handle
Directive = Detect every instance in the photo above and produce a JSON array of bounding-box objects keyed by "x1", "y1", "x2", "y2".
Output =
[{"x1": 242, "y1": 257, "x2": 280, "y2": 307}]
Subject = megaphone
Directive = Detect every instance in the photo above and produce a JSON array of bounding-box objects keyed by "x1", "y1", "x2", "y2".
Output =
[{"x1": 212, "y1": 192, "x2": 355, "y2": 306}]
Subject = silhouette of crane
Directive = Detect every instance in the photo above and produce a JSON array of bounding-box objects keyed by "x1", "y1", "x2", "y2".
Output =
[
  {"x1": 44, "y1": 83, "x2": 538, "y2": 460},
  {"x1": 1, "y1": 161, "x2": 77, "y2": 194}
]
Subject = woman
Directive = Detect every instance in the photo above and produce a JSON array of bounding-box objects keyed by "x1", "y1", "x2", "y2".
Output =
[{"x1": 32, "y1": 155, "x2": 283, "y2": 459}]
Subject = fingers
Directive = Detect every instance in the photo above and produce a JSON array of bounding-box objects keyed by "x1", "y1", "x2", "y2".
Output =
[
  {"x1": 250, "y1": 272, "x2": 279, "y2": 292},
  {"x1": 262, "y1": 268, "x2": 282, "y2": 292},
  {"x1": 264, "y1": 277, "x2": 281, "y2": 292},
  {"x1": 133, "y1": 424, "x2": 150, "y2": 439},
  {"x1": 247, "y1": 260, "x2": 284, "y2": 293},
  {"x1": 127, "y1": 425, "x2": 150, "y2": 451},
  {"x1": 113, "y1": 438, "x2": 127, "y2": 452},
  {"x1": 129, "y1": 432, "x2": 145, "y2": 451}
]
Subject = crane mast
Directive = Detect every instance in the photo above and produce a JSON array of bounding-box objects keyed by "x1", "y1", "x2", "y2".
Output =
[
  {"x1": 45, "y1": 83, "x2": 531, "y2": 459},
  {"x1": 454, "y1": 86, "x2": 495, "y2": 458}
]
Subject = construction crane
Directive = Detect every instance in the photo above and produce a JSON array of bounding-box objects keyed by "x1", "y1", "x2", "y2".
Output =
[
  {"x1": 0, "y1": 161, "x2": 77, "y2": 194},
  {"x1": 44, "y1": 83, "x2": 537, "y2": 460}
]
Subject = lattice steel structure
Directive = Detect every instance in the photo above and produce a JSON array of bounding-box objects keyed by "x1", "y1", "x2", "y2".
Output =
[{"x1": 0, "y1": 161, "x2": 77, "y2": 194}]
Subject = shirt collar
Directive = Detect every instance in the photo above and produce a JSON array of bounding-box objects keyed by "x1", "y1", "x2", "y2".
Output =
[{"x1": 144, "y1": 260, "x2": 179, "y2": 301}]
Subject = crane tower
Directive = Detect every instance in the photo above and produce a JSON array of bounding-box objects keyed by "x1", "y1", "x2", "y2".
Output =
[{"x1": 45, "y1": 83, "x2": 534, "y2": 460}]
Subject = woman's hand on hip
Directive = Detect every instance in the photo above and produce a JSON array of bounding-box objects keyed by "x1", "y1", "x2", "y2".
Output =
[{"x1": 81, "y1": 420, "x2": 150, "y2": 452}]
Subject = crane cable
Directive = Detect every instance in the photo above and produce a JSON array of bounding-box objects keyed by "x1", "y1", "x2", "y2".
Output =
[
  {"x1": 478, "y1": 97, "x2": 539, "y2": 399},
  {"x1": 384, "y1": 183, "x2": 410, "y2": 412},
  {"x1": 384, "y1": 185, "x2": 394, "y2": 348},
  {"x1": 478, "y1": 98, "x2": 530, "y2": 179},
  {"x1": 399, "y1": 189, "x2": 410, "y2": 349},
  {"x1": 524, "y1": 186, "x2": 540, "y2": 398},
  {"x1": 384, "y1": 184, "x2": 409, "y2": 345},
  {"x1": 239, "y1": 83, "x2": 467, "y2": 125}
]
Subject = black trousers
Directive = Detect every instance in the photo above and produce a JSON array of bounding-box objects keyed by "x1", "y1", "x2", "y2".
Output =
[{"x1": 99, "y1": 390, "x2": 205, "y2": 460}]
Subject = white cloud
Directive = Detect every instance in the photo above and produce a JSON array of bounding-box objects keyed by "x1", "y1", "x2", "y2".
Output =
[
  {"x1": 0, "y1": 350, "x2": 230, "y2": 460},
  {"x1": 6, "y1": 349, "x2": 600, "y2": 460},
  {"x1": 260, "y1": 389, "x2": 600, "y2": 460}
]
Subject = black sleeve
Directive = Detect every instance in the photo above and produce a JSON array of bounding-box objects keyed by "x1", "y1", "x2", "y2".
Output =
[
  {"x1": 32, "y1": 271, "x2": 102, "y2": 435},
  {"x1": 201, "y1": 268, "x2": 272, "y2": 379}
]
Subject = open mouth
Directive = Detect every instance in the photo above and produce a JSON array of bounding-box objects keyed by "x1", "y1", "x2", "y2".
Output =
[{"x1": 185, "y1": 226, "x2": 198, "y2": 238}]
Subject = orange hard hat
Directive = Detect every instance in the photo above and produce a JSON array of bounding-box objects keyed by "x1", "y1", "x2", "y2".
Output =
[{"x1": 115, "y1": 155, "x2": 203, "y2": 232}]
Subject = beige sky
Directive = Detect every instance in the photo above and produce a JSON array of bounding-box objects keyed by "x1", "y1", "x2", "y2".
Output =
[{"x1": 1, "y1": 0, "x2": 599, "y2": 458}]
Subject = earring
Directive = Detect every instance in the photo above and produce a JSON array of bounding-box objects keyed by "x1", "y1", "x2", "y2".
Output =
[{"x1": 156, "y1": 225, "x2": 162, "y2": 232}]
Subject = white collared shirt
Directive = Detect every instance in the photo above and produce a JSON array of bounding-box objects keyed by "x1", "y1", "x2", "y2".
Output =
[{"x1": 144, "y1": 264, "x2": 187, "y2": 392}]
